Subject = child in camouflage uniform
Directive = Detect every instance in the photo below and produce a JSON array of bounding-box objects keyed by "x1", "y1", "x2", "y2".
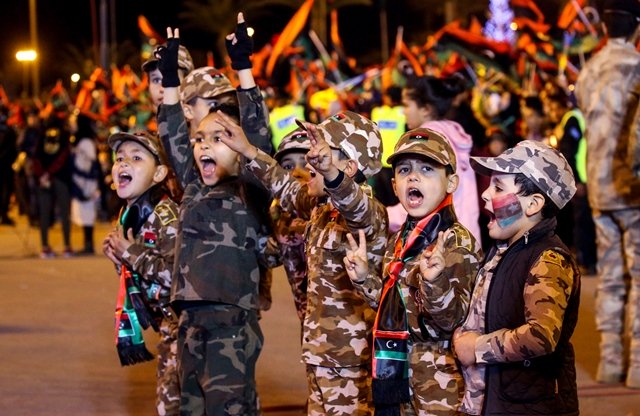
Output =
[
  {"x1": 217, "y1": 110, "x2": 388, "y2": 415},
  {"x1": 155, "y1": 19, "x2": 272, "y2": 415},
  {"x1": 453, "y1": 141, "x2": 580, "y2": 415},
  {"x1": 344, "y1": 127, "x2": 482, "y2": 415},
  {"x1": 264, "y1": 128, "x2": 312, "y2": 327},
  {"x1": 103, "y1": 131, "x2": 180, "y2": 415}
]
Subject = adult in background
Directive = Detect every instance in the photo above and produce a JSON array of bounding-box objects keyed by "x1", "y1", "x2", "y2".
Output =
[
  {"x1": 0, "y1": 105, "x2": 17, "y2": 225},
  {"x1": 575, "y1": 0, "x2": 640, "y2": 388}
]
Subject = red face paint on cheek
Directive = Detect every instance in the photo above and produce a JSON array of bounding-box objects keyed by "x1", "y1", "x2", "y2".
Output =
[{"x1": 492, "y1": 193, "x2": 523, "y2": 228}]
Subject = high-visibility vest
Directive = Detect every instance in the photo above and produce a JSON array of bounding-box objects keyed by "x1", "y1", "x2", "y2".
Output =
[
  {"x1": 270, "y1": 104, "x2": 306, "y2": 150},
  {"x1": 371, "y1": 105, "x2": 406, "y2": 167},
  {"x1": 560, "y1": 108, "x2": 587, "y2": 183}
]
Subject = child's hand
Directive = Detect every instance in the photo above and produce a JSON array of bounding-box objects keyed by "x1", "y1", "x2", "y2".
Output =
[
  {"x1": 453, "y1": 330, "x2": 479, "y2": 366},
  {"x1": 102, "y1": 230, "x2": 121, "y2": 266},
  {"x1": 214, "y1": 110, "x2": 258, "y2": 159},
  {"x1": 225, "y1": 12, "x2": 253, "y2": 70},
  {"x1": 300, "y1": 121, "x2": 339, "y2": 180},
  {"x1": 419, "y1": 230, "x2": 451, "y2": 281},
  {"x1": 343, "y1": 229, "x2": 369, "y2": 283},
  {"x1": 106, "y1": 227, "x2": 135, "y2": 260},
  {"x1": 156, "y1": 27, "x2": 181, "y2": 88}
]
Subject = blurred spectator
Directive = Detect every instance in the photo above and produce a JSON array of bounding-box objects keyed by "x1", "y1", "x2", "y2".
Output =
[
  {"x1": 13, "y1": 107, "x2": 42, "y2": 225},
  {"x1": 0, "y1": 105, "x2": 17, "y2": 225}
]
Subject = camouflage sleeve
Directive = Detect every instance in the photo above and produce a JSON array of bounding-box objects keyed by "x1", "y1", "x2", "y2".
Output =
[
  {"x1": 351, "y1": 264, "x2": 385, "y2": 308},
  {"x1": 416, "y1": 227, "x2": 481, "y2": 334},
  {"x1": 121, "y1": 200, "x2": 179, "y2": 290},
  {"x1": 263, "y1": 235, "x2": 284, "y2": 269},
  {"x1": 475, "y1": 250, "x2": 576, "y2": 364},
  {"x1": 630, "y1": 82, "x2": 640, "y2": 177},
  {"x1": 157, "y1": 103, "x2": 198, "y2": 189},
  {"x1": 327, "y1": 175, "x2": 389, "y2": 239},
  {"x1": 238, "y1": 86, "x2": 273, "y2": 155},
  {"x1": 246, "y1": 150, "x2": 317, "y2": 216}
]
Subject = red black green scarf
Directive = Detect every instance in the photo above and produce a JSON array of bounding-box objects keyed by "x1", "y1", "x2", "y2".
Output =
[
  {"x1": 113, "y1": 187, "x2": 163, "y2": 366},
  {"x1": 372, "y1": 194, "x2": 455, "y2": 415}
]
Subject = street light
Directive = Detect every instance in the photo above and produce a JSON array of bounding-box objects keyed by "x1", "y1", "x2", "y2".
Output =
[{"x1": 16, "y1": 49, "x2": 38, "y2": 98}]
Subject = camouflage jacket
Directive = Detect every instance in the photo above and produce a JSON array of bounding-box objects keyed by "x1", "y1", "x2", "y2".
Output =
[
  {"x1": 247, "y1": 150, "x2": 389, "y2": 367},
  {"x1": 157, "y1": 87, "x2": 272, "y2": 311},
  {"x1": 120, "y1": 197, "x2": 179, "y2": 307},
  {"x1": 264, "y1": 202, "x2": 309, "y2": 322},
  {"x1": 355, "y1": 222, "x2": 481, "y2": 342},
  {"x1": 575, "y1": 39, "x2": 640, "y2": 210}
]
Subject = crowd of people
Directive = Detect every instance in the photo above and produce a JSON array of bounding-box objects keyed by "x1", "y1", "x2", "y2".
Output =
[{"x1": 0, "y1": 0, "x2": 639, "y2": 414}]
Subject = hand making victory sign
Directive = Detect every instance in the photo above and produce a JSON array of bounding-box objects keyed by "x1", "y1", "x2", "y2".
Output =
[
  {"x1": 297, "y1": 120, "x2": 341, "y2": 182},
  {"x1": 344, "y1": 229, "x2": 369, "y2": 283},
  {"x1": 214, "y1": 109, "x2": 259, "y2": 160},
  {"x1": 418, "y1": 229, "x2": 451, "y2": 282}
]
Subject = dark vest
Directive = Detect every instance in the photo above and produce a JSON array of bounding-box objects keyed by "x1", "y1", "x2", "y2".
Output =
[{"x1": 483, "y1": 218, "x2": 580, "y2": 415}]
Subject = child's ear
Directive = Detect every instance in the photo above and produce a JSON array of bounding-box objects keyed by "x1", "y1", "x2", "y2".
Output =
[
  {"x1": 153, "y1": 164, "x2": 169, "y2": 184},
  {"x1": 344, "y1": 159, "x2": 359, "y2": 178},
  {"x1": 391, "y1": 177, "x2": 398, "y2": 197},
  {"x1": 525, "y1": 193, "x2": 545, "y2": 216},
  {"x1": 446, "y1": 173, "x2": 459, "y2": 194},
  {"x1": 181, "y1": 103, "x2": 194, "y2": 121}
]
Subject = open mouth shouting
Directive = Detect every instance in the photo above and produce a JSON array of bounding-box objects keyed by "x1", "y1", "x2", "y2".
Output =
[
  {"x1": 116, "y1": 171, "x2": 132, "y2": 188},
  {"x1": 199, "y1": 154, "x2": 216, "y2": 179},
  {"x1": 406, "y1": 187, "x2": 424, "y2": 209}
]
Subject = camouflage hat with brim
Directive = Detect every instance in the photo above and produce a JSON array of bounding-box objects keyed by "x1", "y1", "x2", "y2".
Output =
[
  {"x1": 274, "y1": 128, "x2": 311, "y2": 162},
  {"x1": 315, "y1": 111, "x2": 383, "y2": 178},
  {"x1": 142, "y1": 45, "x2": 195, "y2": 74},
  {"x1": 108, "y1": 131, "x2": 168, "y2": 166},
  {"x1": 180, "y1": 67, "x2": 236, "y2": 104},
  {"x1": 387, "y1": 127, "x2": 457, "y2": 172},
  {"x1": 471, "y1": 140, "x2": 576, "y2": 209}
]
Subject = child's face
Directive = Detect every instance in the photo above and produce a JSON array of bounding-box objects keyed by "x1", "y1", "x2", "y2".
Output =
[
  {"x1": 147, "y1": 69, "x2": 164, "y2": 108},
  {"x1": 402, "y1": 90, "x2": 430, "y2": 129},
  {"x1": 192, "y1": 113, "x2": 240, "y2": 186},
  {"x1": 481, "y1": 173, "x2": 532, "y2": 245},
  {"x1": 112, "y1": 141, "x2": 166, "y2": 205},
  {"x1": 279, "y1": 151, "x2": 308, "y2": 180},
  {"x1": 392, "y1": 156, "x2": 456, "y2": 219},
  {"x1": 184, "y1": 93, "x2": 238, "y2": 129}
]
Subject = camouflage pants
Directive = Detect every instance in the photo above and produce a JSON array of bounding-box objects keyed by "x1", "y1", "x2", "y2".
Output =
[
  {"x1": 306, "y1": 364, "x2": 373, "y2": 416},
  {"x1": 177, "y1": 304, "x2": 263, "y2": 416},
  {"x1": 157, "y1": 319, "x2": 180, "y2": 416},
  {"x1": 593, "y1": 209, "x2": 640, "y2": 339},
  {"x1": 403, "y1": 342, "x2": 464, "y2": 415}
]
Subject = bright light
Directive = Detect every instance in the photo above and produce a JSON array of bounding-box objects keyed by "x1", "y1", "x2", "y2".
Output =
[
  {"x1": 16, "y1": 50, "x2": 37, "y2": 62},
  {"x1": 510, "y1": 22, "x2": 518, "y2": 31},
  {"x1": 247, "y1": 27, "x2": 255, "y2": 37},
  {"x1": 70, "y1": 73, "x2": 81, "y2": 83}
]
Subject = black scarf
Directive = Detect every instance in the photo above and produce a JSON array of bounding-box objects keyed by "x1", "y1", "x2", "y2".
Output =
[{"x1": 372, "y1": 195, "x2": 455, "y2": 415}]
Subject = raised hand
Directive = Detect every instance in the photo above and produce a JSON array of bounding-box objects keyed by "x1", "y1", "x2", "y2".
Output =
[
  {"x1": 156, "y1": 27, "x2": 181, "y2": 87},
  {"x1": 299, "y1": 120, "x2": 337, "y2": 179},
  {"x1": 106, "y1": 227, "x2": 135, "y2": 260},
  {"x1": 343, "y1": 229, "x2": 369, "y2": 283},
  {"x1": 213, "y1": 110, "x2": 258, "y2": 159},
  {"x1": 418, "y1": 230, "x2": 451, "y2": 281},
  {"x1": 225, "y1": 12, "x2": 253, "y2": 70}
]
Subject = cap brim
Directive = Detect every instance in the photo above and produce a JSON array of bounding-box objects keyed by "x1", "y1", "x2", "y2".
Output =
[
  {"x1": 141, "y1": 59, "x2": 159, "y2": 72},
  {"x1": 470, "y1": 156, "x2": 514, "y2": 176},
  {"x1": 387, "y1": 150, "x2": 449, "y2": 167},
  {"x1": 107, "y1": 132, "x2": 156, "y2": 157}
]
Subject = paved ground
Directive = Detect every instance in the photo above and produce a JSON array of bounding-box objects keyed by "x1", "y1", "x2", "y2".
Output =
[{"x1": 0, "y1": 218, "x2": 639, "y2": 415}]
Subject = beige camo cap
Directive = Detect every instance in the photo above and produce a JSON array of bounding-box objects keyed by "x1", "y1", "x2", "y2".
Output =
[
  {"x1": 471, "y1": 140, "x2": 576, "y2": 209},
  {"x1": 142, "y1": 45, "x2": 195, "y2": 74},
  {"x1": 108, "y1": 130, "x2": 168, "y2": 166},
  {"x1": 387, "y1": 127, "x2": 457, "y2": 172},
  {"x1": 274, "y1": 128, "x2": 311, "y2": 162},
  {"x1": 316, "y1": 111, "x2": 383, "y2": 178},
  {"x1": 180, "y1": 67, "x2": 236, "y2": 104}
]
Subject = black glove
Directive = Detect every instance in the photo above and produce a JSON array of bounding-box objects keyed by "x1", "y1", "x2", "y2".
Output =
[
  {"x1": 155, "y1": 37, "x2": 180, "y2": 88},
  {"x1": 225, "y1": 21, "x2": 253, "y2": 70}
]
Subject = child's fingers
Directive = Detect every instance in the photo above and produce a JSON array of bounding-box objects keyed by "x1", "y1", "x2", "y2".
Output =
[
  {"x1": 346, "y1": 232, "x2": 359, "y2": 252},
  {"x1": 357, "y1": 229, "x2": 367, "y2": 253}
]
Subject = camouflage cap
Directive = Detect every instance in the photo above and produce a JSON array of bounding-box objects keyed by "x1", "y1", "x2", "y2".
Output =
[
  {"x1": 141, "y1": 45, "x2": 195, "y2": 74},
  {"x1": 180, "y1": 67, "x2": 236, "y2": 104},
  {"x1": 387, "y1": 127, "x2": 457, "y2": 172},
  {"x1": 108, "y1": 130, "x2": 168, "y2": 166},
  {"x1": 471, "y1": 140, "x2": 576, "y2": 209},
  {"x1": 315, "y1": 111, "x2": 383, "y2": 178},
  {"x1": 274, "y1": 128, "x2": 311, "y2": 162}
]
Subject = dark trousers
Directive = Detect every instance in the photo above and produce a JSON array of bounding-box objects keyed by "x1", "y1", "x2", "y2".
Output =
[{"x1": 37, "y1": 177, "x2": 71, "y2": 248}]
